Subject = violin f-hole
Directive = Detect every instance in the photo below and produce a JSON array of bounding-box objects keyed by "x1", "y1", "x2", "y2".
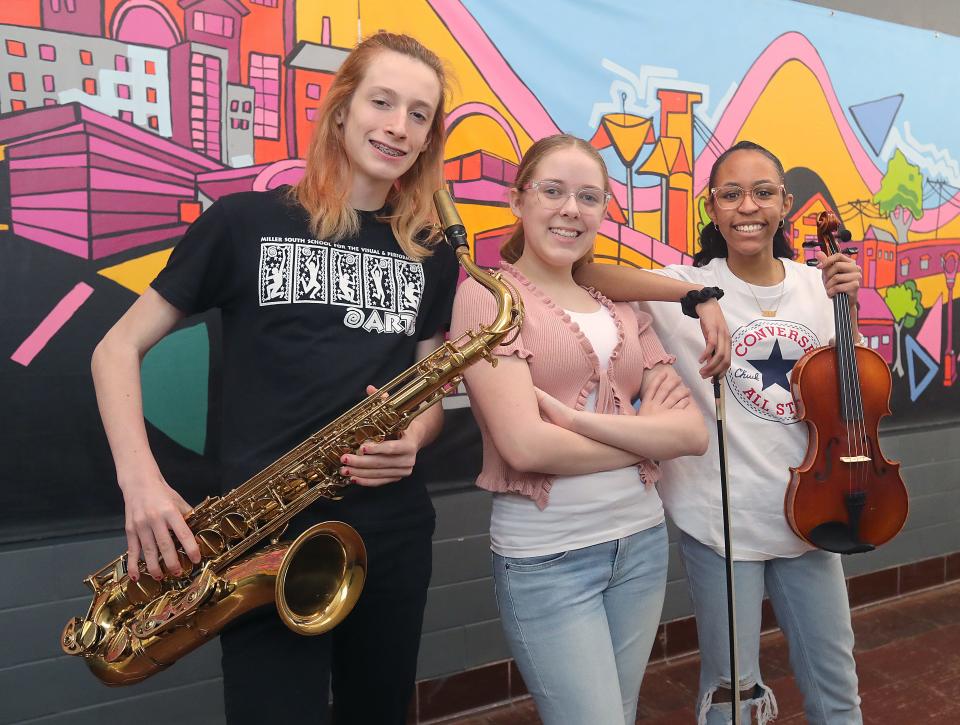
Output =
[
  {"x1": 814, "y1": 437, "x2": 839, "y2": 481},
  {"x1": 866, "y1": 437, "x2": 889, "y2": 476}
]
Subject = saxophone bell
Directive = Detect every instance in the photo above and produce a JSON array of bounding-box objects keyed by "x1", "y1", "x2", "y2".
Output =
[{"x1": 275, "y1": 521, "x2": 366, "y2": 635}]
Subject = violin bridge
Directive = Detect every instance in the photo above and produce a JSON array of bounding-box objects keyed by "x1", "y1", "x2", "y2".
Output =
[{"x1": 840, "y1": 455, "x2": 872, "y2": 463}]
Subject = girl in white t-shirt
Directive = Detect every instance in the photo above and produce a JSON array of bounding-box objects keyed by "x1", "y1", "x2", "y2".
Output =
[{"x1": 579, "y1": 141, "x2": 865, "y2": 725}]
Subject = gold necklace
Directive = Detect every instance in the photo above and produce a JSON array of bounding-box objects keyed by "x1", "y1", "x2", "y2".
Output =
[{"x1": 737, "y1": 260, "x2": 785, "y2": 318}]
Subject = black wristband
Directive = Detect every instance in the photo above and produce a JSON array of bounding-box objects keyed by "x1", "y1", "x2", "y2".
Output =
[{"x1": 680, "y1": 286, "x2": 724, "y2": 319}]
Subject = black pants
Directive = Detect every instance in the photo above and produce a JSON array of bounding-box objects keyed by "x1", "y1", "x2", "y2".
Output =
[{"x1": 220, "y1": 520, "x2": 434, "y2": 725}]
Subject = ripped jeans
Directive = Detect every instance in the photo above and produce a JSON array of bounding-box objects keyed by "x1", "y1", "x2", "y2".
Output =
[{"x1": 679, "y1": 532, "x2": 862, "y2": 725}]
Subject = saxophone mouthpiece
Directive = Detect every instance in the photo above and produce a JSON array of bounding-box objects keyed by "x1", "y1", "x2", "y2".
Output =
[{"x1": 433, "y1": 189, "x2": 469, "y2": 252}]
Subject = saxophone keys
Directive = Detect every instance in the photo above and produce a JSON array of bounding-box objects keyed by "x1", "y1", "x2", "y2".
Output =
[
  {"x1": 61, "y1": 617, "x2": 84, "y2": 654},
  {"x1": 196, "y1": 529, "x2": 225, "y2": 558},
  {"x1": 123, "y1": 574, "x2": 162, "y2": 604},
  {"x1": 77, "y1": 619, "x2": 104, "y2": 651},
  {"x1": 220, "y1": 512, "x2": 249, "y2": 541},
  {"x1": 104, "y1": 627, "x2": 132, "y2": 662},
  {"x1": 163, "y1": 550, "x2": 195, "y2": 579}
]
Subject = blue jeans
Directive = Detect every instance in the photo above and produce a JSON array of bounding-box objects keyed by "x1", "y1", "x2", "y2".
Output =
[
  {"x1": 492, "y1": 523, "x2": 668, "y2": 725},
  {"x1": 679, "y1": 532, "x2": 862, "y2": 725}
]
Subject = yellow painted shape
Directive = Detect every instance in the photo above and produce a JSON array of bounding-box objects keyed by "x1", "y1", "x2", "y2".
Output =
[
  {"x1": 633, "y1": 210, "x2": 662, "y2": 241},
  {"x1": 638, "y1": 136, "x2": 683, "y2": 177},
  {"x1": 601, "y1": 114, "x2": 654, "y2": 166},
  {"x1": 0, "y1": 224, "x2": 8, "y2": 231},
  {"x1": 99, "y1": 248, "x2": 174, "y2": 294},
  {"x1": 446, "y1": 115, "x2": 520, "y2": 163},
  {"x1": 738, "y1": 61, "x2": 881, "y2": 227},
  {"x1": 916, "y1": 277, "x2": 950, "y2": 307},
  {"x1": 458, "y1": 204, "x2": 516, "y2": 256}
]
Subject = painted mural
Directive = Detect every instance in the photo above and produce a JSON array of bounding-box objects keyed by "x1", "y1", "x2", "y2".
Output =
[{"x1": 2, "y1": 0, "x2": 959, "y2": 537}]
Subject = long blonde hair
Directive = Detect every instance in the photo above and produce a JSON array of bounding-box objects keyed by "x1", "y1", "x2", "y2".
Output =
[
  {"x1": 501, "y1": 134, "x2": 610, "y2": 268},
  {"x1": 292, "y1": 32, "x2": 450, "y2": 259}
]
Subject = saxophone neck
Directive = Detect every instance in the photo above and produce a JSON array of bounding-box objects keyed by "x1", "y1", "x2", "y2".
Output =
[{"x1": 455, "y1": 247, "x2": 523, "y2": 339}]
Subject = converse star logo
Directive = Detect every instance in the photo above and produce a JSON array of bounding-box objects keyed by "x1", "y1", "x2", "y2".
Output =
[
  {"x1": 746, "y1": 339, "x2": 800, "y2": 393},
  {"x1": 726, "y1": 319, "x2": 820, "y2": 424}
]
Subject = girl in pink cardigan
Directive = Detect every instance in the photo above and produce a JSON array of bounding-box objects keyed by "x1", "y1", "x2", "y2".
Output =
[{"x1": 451, "y1": 134, "x2": 710, "y2": 725}]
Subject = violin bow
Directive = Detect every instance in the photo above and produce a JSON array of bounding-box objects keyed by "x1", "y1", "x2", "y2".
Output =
[{"x1": 713, "y1": 376, "x2": 741, "y2": 724}]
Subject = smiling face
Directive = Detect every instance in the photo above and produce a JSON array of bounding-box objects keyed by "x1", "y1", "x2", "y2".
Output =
[
  {"x1": 706, "y1": 149, "x2": 793, "y2": 262},
  {"x1": 509, "y1": 146, "x2": 607, "y2": 274},
  {"x1": 339, "y1": 50, "x2": 441, "y2": 207}
]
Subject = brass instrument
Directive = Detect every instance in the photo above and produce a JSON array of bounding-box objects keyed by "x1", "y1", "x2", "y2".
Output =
[{"x1": 62, "y1": 190, "x2": 523, "y2": 685}]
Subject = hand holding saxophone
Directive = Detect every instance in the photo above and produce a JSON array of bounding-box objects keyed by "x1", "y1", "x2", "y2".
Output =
[
  {"x1": 339, "y1": 383, "x2": 437, "y2": 486},
  {"x1": 118, "y1": 468, "x2": 200, "y2": 581}
]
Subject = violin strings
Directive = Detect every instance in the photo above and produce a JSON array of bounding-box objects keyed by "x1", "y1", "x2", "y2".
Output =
[
  {"x1": 836, "y1": 292, "x2": 855, "y2": 496},
  {"x1": 830, "y1": 243, "x2": 864, "y2": 497},
  {"x1": 847, "y1": 292, "x2": 869, "y2": 496},
  {"x1": 837, "y1": 286, "x2": 868, "y2": 495}
]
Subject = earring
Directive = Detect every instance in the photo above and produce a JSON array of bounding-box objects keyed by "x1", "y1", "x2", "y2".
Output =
[{"x1": 778, "y1": 219, "x2": 785, "y2": 229}]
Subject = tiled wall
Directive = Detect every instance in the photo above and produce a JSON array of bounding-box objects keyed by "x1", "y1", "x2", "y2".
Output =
[{"x1": 1, "y1": 422, "x2": 957, "y2": 724}]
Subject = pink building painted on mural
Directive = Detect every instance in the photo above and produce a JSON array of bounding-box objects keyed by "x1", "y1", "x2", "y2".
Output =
[
  {"x1": 0, "y1": 20, "x2": 253, "y2": 167},
  {"x1": 178, "y1": 0, "x2": 246, "y2": 84},
  {"x1": 857, "y1": 288, "x2": 894, "y2": 363},
  {"x1": 444, "y1": 149, "x2": 516, "y2": 207},
  {"x1": 896, "y1": 237, "x2": 960, "y2": 285},
  {"x1": 41, "y1": 0, "x2": 104, "y2": 36},
  {"x1": 0, "y1": 103, "x2": 221, "y2": 259}
]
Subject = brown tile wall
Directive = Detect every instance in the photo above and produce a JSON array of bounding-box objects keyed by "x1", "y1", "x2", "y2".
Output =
[{"x1": 410, "y1": 551, "x2": 959, "y2": 724}]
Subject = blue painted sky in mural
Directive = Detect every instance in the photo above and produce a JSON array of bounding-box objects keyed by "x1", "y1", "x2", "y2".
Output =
[{"x1": 462, "y1": 0, "x2": 960, "y2": 193}]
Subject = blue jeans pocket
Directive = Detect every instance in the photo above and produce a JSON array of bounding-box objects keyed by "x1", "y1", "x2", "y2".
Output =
[{"x1": 502, "y1": 551, "x2": 568, "y2": 571}]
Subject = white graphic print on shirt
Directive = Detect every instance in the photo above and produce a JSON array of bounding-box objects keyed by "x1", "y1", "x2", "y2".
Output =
[
  {"x1": 330, "y1": 248, "x2": 363, "y2": 307},
  {"x1": 258, "y1": 237, "x2": 424, "y2": 335},
  {"x1": 259, "y1": 243, "x2": 294, "y2": 305},
  {"x1": 294, "y1": 244, "x2": 329, "y2": 303},
  {"x1": 725, "y1": 318, "x2": 821, "y2": 424},
  {"x1": 395, "y1": 260, "x2": 425, "y2": 315},
  {"x1": 363, "y1": 253, "x2": 396, "y2": 311}
]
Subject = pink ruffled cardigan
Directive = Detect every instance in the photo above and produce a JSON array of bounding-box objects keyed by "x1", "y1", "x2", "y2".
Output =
[{"x1": 450, "y1": 263, "x2": 676, "y2": 509}]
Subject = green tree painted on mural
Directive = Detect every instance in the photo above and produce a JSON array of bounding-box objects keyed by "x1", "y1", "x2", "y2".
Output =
[
  {"x1": 873, "y1": 149, "x2": 923, "y2": 244},
  {"x1": 884, "y1": 280, "x2": 924, "y2": 377},
  {"x1": 696, "y1": 196, "x2": 710, "y2": 239}
]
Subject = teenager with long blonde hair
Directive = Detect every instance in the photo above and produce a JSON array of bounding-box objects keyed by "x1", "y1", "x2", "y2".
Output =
[{"x1": 91, "y1": 32, "x2": 458, "y2": 724}]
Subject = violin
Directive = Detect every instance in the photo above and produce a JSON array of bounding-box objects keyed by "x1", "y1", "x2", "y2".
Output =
[{"x1": 785, "y1": 211, "x2": 908, "y2": 554}]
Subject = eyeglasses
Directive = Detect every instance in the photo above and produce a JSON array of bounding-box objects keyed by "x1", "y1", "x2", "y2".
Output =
[
  {"x1": 710, "y1": 183, "x2": 784, "y2": 210},
  {"x1": 525, "y1": 181, "x2": 611, "y2": 214}
]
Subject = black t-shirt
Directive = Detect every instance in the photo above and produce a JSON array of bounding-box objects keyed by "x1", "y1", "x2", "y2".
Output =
[{"x1": 152, "y1": 186, "x2": 458, "y2": 533}]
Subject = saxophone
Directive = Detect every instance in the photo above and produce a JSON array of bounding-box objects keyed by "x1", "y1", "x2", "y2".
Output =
[{"x1": 61, "y1": 190, "x2": 523, "y2": 685}]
